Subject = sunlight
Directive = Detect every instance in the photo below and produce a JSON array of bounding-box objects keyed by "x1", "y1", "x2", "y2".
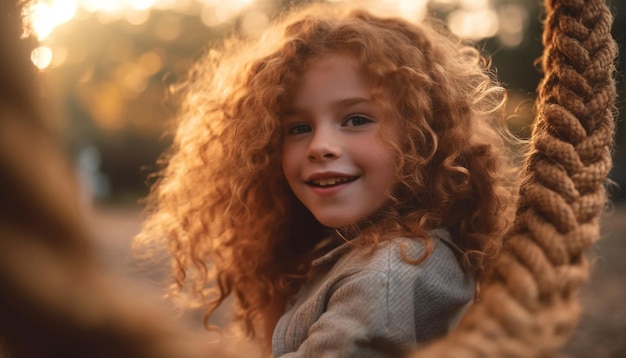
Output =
[
  {"x1": 129, "y1": 0, "x2": 156, "y2": 11},
  {"x1": 370, "y1": 0, "x2": 429, "y2": 19},
  {"x1": 395, "y1": 0, "x2": 429, "y2": 19},
  {"x1": 459, "y1": 0, "x2": 489, "y2": 10},
  {"x1": 25, "y1": 0, "x2": 78, "y2": 40},
  {"x1": 25, "y1": 0, "x2": 523, "y2": 43},
  {"x1": 430, "y1": 0, "x2": 457, "y2": 6},
  {"x1": 125, "y1": 8, "x2": 151, "y2": 26},
  {"x1": 31, "y1": 46, "x2": 54, "y2": 70},
  {"x1": 24, "y1": 0, "x2": 527, "y2": 69},
  {"x1": 25, "y1": 0, "x2": 258, "y2": 39},
  {"x1": 448, "y1": 8, "x2": 499, "y2": 40},
  {"x1": 497, "y1": 3, "x2": 528, "y2": 47},
  {"x1": 241, "y1": 11, "x2": 270, "y2": 37}
]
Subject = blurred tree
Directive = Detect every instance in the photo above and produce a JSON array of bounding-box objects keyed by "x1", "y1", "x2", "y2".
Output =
[
  {"x1": 33, "y1": 0, "x2": 625, "y2": 202},
  {"x1": 41, "y1": 10, "x2": 224, "y2": 202}
]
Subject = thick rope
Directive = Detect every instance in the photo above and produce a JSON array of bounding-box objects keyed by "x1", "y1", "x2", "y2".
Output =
[{"x1": 408, "y1": 0, "x2": 617, "y2": 357}]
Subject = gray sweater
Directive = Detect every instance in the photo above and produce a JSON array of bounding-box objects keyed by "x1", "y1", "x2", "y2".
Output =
[{"x1": 272, "y1": 230, "x2": 474, "y2": 358}]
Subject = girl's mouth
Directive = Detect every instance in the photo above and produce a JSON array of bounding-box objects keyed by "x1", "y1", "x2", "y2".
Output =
[{"x1": 307, "y1": 176, "x2": 359, "y2": 187}]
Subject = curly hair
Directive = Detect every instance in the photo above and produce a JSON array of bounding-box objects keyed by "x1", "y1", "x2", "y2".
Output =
[{"x1": 135, "y1": 3, "x2": 520, "y2": 340}]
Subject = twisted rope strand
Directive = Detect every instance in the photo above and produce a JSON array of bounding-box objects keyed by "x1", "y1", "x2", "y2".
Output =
[{"x1": 408, "y1": 0, "x2": 617, "y2": 356}]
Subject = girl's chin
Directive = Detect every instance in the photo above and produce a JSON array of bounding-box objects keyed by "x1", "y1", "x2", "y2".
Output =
[
  {"x1": 319, "y1": 217, "x2": 368, "y2": 232},
  {"x1": 317, "y1": 218, "x2": 358, "y2": 230}
]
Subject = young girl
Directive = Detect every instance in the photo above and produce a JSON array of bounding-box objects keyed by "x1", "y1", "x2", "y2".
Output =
[{"x1": 136, "y1": 3, "x2": 519, "y2": 356}]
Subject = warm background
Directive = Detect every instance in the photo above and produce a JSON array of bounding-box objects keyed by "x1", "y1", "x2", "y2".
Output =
[{"x1": 25, "y1": 0, "x2": 626, "y2": 357}]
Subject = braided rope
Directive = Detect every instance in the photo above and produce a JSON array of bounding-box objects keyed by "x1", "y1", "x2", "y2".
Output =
[{"x1": 408, "y1": 0, "x2": 617, "y2": 356}]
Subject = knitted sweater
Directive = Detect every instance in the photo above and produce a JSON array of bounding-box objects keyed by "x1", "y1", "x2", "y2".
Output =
[{"x1": 272, "y1": 230, "x2": 474, "y2": 358}]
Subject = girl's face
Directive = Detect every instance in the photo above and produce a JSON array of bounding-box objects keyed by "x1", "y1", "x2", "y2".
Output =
[{"x1": 281, "y1": 54, "x2": 397, "y2": 228}]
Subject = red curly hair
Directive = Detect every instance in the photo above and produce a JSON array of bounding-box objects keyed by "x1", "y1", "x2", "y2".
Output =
[{"x1": 135, "y1": 3, "x2": 520, "y2": 342}]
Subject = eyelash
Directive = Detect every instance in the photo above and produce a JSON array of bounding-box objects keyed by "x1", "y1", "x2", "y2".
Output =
[
  {"x1": 287, "y1": 124, "x2": 311, "y2": 135},
  {"x1": 343, "y1": 115, "x2": 373, "y2": 127}
]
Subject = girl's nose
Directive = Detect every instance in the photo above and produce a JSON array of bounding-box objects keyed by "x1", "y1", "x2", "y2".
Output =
[{"x1": 307, "y1": 127, "x2": 341, "y2": 161}]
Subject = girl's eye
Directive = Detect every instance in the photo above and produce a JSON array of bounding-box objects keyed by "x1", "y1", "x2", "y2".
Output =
[
  {"x1": 287, "y1": 123, "x2": 312, "y2": 135},
  {"x1": 343, "y1": 115, "x2": 373, "y2": 127}
]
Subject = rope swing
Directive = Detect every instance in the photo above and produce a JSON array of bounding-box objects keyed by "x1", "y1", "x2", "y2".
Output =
[{"x1": 410, "y1": 0, "x2": 618, "y2": 356}]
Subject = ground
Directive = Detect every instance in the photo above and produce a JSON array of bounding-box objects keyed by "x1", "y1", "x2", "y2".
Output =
[
  {"x1": 92, "y1": 203, "x2": 626, "y2": 357},
  {"x1": 559, "y1": 204, "x2": 626, "y2": 357}
]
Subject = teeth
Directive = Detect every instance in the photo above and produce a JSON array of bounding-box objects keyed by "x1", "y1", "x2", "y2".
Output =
[{"x1": 311, "y1": 177, "x2": 352, "y2": 187}]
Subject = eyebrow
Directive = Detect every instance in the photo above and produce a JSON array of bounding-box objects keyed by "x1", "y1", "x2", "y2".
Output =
[{"x1": 282, "y1": 97, "x2": 372, "y2": 116}]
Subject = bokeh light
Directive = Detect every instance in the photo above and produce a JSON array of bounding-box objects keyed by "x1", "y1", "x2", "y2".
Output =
[
  {"x1": 19, "y1": 0, "x2": 535, "y2": 200},
  {"x1": 24, "y1": 0, "x2": 77, "y2": 40},
  {"x1": 22, "y1": 0, "x2": 531, "y2": 136},
  {"x1": 24, "y1": 0, "x2": 529, "y2": 45},
  {"x1": 448, "y1": 8, "x2": 499, "y2": 40},
  {"x1": 497, "y1": 3, "x2": 528, "y2": 47},
  {"x1": 241, "y1": 11, "x2": 270, "y2": 37},
  {"x1": 31, "y1": 46, "x2": 54, "y2": 70}
]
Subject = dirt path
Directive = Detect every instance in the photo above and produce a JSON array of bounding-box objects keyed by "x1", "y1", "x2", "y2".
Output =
[{"x1": 559, "y1": 205, "x2": 626, "y2": 357}]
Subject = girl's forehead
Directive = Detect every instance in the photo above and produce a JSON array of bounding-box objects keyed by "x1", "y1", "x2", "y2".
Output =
[
  {"x1": 307, "y1": 53, "x2": 361, "y2": 73},
  {"x1": 278, "y1": 51, "x2": 392, "y2": 112},
  {"x1": 297, "y1": 53, "x2": 376, "y2": 88},
  {"x1": 279, "y1": 54, "x2": 397, "y2": 125},
  {"x1": 288, "y1": 56, "x2": 372, "y2": 107}
]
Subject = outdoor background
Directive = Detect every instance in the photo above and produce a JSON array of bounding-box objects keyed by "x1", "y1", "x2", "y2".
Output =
[{"x1": 24, "y1": 0, "x2": 626, "y2": 356}]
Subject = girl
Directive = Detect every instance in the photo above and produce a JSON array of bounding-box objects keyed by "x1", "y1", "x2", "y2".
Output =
[{"x1": 136, "y1": 3, "x2": 519, "y2": 357}]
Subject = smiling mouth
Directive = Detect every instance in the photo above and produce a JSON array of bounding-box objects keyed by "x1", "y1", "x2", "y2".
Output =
[{"x1": 307, "y1": 176, "x2": 359, "y2": 187}]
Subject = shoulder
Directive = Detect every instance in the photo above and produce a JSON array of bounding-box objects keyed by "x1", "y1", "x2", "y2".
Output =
[
  {"x1": 337, "y1": 230, "x2": 475, "y2": 309},
  {"x1": 337, "y1": 230, "x2": 463, "y2": 276},
  {"x1": 317, "y1": 229, "x2": 473, "y2": 300},
  {"x1": 326, "y1": 231, "x2": 474, "y2": 339}
]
